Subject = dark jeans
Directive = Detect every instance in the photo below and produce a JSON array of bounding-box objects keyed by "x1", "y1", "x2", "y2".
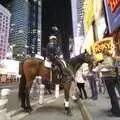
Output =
[
  {"x1": 88, "y1": 75, "x2": 98, "y2": 99},
  {"x1": 77, "y1": 83, "x2": 87, "y2": 99},
  {"x1": 102, "y1": 77, "x2": 120, "y2": 115},
  {"x1": 116, "y1": 75, "x2": 120, "y2": 96}
]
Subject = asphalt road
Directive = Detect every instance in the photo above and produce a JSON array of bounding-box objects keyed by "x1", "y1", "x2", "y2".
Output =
[{"x1": 22, "y1": 96, "x2": 83, "y2": 120}]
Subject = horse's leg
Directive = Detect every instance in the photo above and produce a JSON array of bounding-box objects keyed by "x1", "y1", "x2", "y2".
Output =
[
  {"x1": 19, "y1": 75, "x2": 26, "y2": 111},
  {"x1": 25, "y1": 80, "x2": 33, "y2": 112},
  {"x1": 20, "y1": 86, "x2": 26, "y2": 110},
  {"x1": 63, "y1": 81, "x2": 72, "y2": 115}
]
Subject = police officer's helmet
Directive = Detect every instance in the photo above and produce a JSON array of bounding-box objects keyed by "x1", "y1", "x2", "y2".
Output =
[
  {"x1": 49, "y1": 35, "x2": 57, "y2": 43},
  {"x1": 49, "y1": 35, "x2": 57, "y2": 40}
]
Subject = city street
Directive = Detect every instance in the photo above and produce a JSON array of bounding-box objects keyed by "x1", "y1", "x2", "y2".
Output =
[
  {"x1": 0, "y1": 83, "x2": 83, "y2": 120},
  {"x1": 22, "y1": 96, "x2": 83, "y2": 120},
  {"x1": 1, "y1": 81, "x2": 120, "y2": 120}
]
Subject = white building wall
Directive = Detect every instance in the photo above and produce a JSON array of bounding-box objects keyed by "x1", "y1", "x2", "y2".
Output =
[
  {"x1": 71, "y1": 0, "x2": 78, "y2": 39},
  {"x1": 71, "y1": 0, "x2": 84, "y2": 57},
  {"x1": 0, "y1": 4, "x2": 11, "y2": 59}
]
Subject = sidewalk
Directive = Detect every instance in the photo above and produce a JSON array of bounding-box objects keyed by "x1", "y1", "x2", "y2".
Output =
[{"x1": 81, "y1": 84, "x2": 120, "y2": 120}]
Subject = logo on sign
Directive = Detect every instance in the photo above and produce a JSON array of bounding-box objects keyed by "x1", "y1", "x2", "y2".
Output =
[{"x1": 107, "y1": 0, "x2": 120, "y2": 13}]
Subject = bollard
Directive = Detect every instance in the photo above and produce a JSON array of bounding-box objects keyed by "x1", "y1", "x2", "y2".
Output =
[
  {"x1": 55, "y1": 84, "x2": 59, "y2": 98},
  {"x1": 39, "y1": 84, "x2": 45, "y2": 104}
]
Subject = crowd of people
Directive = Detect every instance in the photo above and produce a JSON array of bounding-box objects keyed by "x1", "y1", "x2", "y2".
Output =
[{"x1": 73, "y1": 50, "x2": 120, "y2": 117}]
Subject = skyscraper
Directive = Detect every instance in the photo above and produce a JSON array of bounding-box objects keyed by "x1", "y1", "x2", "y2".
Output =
[
  {"x1": 9, "y1": 0, "x2": 29, "y2": 57},
  {"x1": 76, "y1": 0, "x2": 85, "y2": 36},
  {"x1": 9, "y1": 0, "x2": 41, "y2": 57},
  {"x1": 0, "y1": 4, "x2": 11, "y2": 59},
  {"x1": 71, "y1": 0, "x2": 85, "y2": 38},
  {"x1": 71, "y1": 0, "x2": 85, "y2": 56},
  {"x1": 37, "y1": 0, "x2": 42, "y2": 55}
]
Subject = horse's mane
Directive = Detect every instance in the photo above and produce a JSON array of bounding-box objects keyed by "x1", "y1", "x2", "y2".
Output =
[{"x1": 68, "y1": 54, "x2": 85, "y2": 64}]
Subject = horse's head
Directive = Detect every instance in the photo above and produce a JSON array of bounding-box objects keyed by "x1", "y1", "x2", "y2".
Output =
[
  {"x1": 69, "y1": 49, "x2": 94, "y2": 74},
  {"x1": 81, "y1": 49, "x2": 94, "y2": 71},
  {"x1": 82, "y1": 49, "x2": 94, "y2": 64}
]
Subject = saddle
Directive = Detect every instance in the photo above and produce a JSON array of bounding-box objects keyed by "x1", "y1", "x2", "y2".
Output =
[{"x1": 44, "y1": 60, "x2": 52, "y2": 68}]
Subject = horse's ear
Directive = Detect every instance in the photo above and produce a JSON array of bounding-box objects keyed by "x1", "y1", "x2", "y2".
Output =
[{"x1": 84, "y1": 49, "x2": 88, "y2": 54}]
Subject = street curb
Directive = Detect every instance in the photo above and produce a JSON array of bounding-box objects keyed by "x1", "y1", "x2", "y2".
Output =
[{"x1": 77, "y1": 99, "x2": 93, "y2": 120}]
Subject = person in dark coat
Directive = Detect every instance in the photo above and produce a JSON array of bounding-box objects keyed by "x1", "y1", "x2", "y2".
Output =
[
  {"x1": 115, "y1": 56, "x2": 120, "y2": 96},
  {"x1": 99, "y1": 51, "x2": 120, "y2": 117}
]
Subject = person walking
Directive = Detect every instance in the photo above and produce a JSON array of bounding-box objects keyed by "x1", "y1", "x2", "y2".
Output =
[
  {"x1": 99, "y1": 51, "x2": 120, "y2": 117},
  {"x1": 75, "y1": 63, "x2": 88, "y2": 99}
]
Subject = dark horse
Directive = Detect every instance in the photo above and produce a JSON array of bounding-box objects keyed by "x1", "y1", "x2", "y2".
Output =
[{"x1": 18, "y1": 51, "x2": 93, "y2": 115}]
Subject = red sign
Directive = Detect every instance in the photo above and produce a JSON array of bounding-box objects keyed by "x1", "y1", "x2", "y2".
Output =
[
  {"x1": 107, "y1": 0, "x2": 120, "y2": 12},
  {"x1": 104, "y1": 0, "x2": 120, "y2": 33}
]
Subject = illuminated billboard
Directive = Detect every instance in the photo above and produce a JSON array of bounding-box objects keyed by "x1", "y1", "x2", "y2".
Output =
[{"x1": 104, "y1": 0, "x2": 120, "y2": 33}]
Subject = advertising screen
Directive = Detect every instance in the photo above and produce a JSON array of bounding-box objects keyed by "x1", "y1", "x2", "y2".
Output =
[{"x1": 104, "y1": 0, "x2": 120, "y2": 33}]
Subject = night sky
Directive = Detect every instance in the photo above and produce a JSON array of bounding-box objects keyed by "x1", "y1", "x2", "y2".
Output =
[{"x1": 42, "y1": 0, "x2": 73, "y2": 59}]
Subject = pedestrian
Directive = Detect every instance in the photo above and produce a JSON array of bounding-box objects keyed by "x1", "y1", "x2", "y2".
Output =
[
  {"x1": 115, "y1": 56, "x2": 120, "y2": 96},
  {"x1": 99, "y1": 50, "x2": 120, "y2": 117},
  {"x1": 75, "y1": 63, "x2": 88, "y2": 99},
  {"x1": 86, "y1": 62, "x2": 98, "y2": 100}
]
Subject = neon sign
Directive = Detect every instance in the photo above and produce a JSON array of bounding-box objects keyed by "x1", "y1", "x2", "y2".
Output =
[{"x1": 108, "y1": 0, "x2": 120, "y2": 12}]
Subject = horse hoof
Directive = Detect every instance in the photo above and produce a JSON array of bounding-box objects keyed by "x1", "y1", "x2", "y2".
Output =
[
  {"x1": 25, "y1": 107, "x2": 33, "y2": 113},
  {"x1": 64, "y1": 108, "x2": 72, "y2": 116},
  {"x1": 21, "y1": 105, "x2": 26, "y2": 112}
]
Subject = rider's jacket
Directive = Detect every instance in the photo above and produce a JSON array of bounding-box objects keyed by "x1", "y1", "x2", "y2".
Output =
[{"x1": 46, "y1": 42, "x2": 62, "y2": 60}]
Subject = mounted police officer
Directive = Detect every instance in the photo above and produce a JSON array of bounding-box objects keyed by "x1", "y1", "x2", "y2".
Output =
[{"x1": 46, "y1": 35, "x2": 62, "y2": 60}]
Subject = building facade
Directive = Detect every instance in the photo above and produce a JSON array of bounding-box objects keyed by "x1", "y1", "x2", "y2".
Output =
[
  {"x1": 9, "y1": 0, "x2": 41, "y2": 57},
  {"x1": 37, "y1": 0, "x2": 42, "y2": 55},
  {"x1": 71, "y1": 0, "x2": 85, "y2": 57},
  {"x1": 0, "y1": 4, "x2": 11, "y2": 59},
  {"x1": 9, "y1": 0, "x2": 29, "y2": 57}
]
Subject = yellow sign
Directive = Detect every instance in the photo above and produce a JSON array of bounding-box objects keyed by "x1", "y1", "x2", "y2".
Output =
[
  {"x1": 84, "y1": 0, "x2": 94, "y2": 32},
  {"x1": 93, "y1": 37, "x2": 114, "y2": 61},
  {"x1": 93, "y1": 37, "x2": 113, "y2": 54}
]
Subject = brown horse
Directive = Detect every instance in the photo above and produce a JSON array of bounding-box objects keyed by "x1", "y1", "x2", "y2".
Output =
[{"x1": 18, "y1": 51, "x2": 93, "y2": 115}]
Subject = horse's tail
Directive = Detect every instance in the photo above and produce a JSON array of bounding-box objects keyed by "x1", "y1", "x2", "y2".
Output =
[{"x1": 18, "y1": 60, "x2": 26, "y2": 100}]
